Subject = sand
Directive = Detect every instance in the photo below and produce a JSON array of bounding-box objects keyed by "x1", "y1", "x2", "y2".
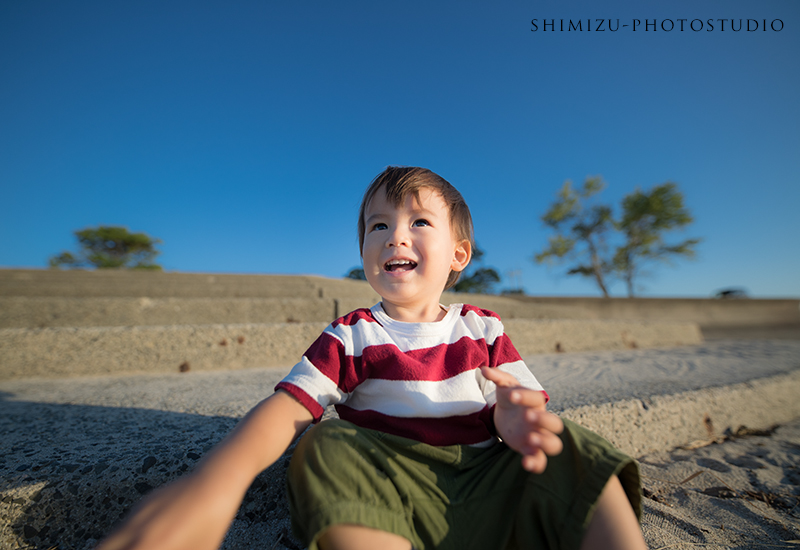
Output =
[{"x1": 639, "y1": 420, "x2": 800, "y2": 549}]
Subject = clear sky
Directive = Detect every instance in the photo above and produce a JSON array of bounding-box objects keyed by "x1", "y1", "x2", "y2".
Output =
[{"x1": 2, "y1": 0, "x2": 798, "y2": 298}]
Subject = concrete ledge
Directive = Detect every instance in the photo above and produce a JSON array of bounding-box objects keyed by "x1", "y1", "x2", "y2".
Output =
[
  {"x1": 0, "y1": 319, "x2": 702, "y2": 380},
  {"x1": 514, "y1": 295, "x2": 800, "y2": 326},
  {"x1": 0, "y1": 323, "x2": 328, "y2": 379},
  {"x1": 504, "y1": 318, "x2": 703, "y2": 355},
  {"x1": 0, "y1": 297, "x2": 339, "y2": 328},
  {"x1": 701, "y1": 322, "x2": 800, "y2": 341},
  {"x1": 0, "y1": 269, "x2": 380, "y2": 301},
  {"x1": 0, "y1": 295, "x2": 574, "y2": 329},
  {"x1": 0, "y1": 269, "x2": 313, "y2": 298},
  {"x1": 559, "y1": 370, "x2": 800, "y2": 457}
]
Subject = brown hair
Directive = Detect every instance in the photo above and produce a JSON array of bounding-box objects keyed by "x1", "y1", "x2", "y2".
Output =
[{"x1": 358, "y1": 166, "x2": 474, "y2": 290}]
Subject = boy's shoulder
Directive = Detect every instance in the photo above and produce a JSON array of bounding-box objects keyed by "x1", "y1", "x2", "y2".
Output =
[
  {"x1": 330, "y1": 307, "x2": 378, "y2": 329},
  {"x1": 458, "y1": 303, "x2": 502, "y2": 321}
]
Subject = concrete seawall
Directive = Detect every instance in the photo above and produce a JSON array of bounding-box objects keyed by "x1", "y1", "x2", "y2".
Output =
[
  {"x1": 0, "y1": 269, "x2": 378, "y2": 300},
  {"x1": 0, "y1": 297, "x2": 340, "y2": 328},
  {"x1": 2, "y1": 269, "x2": 796, "y2": 381},
  {"x1": 0, "y1": 294, "x2": 595, "y2": 328},
  {"x1": 513, "y1": 294, "x2": 800, "y2": 327},
  {"x1": 3, "y1": 269, "x2": 798, "y2": 328}
]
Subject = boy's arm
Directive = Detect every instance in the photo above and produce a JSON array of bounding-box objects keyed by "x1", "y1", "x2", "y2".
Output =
[
  {"x1": 481, "y1": 366, "x2": 564, "y2": 473},
  {"x1": 98, "y1": 390, "x2": 313, "y2": 550}
]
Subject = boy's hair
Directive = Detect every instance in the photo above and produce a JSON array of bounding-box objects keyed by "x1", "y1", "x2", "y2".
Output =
[{"x1": 358, "y1": 166, "x2": 475, "y2": 290}]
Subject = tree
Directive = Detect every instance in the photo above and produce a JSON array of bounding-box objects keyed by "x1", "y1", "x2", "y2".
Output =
[
  {"x1": 345, "y1": 267, "x2": 366, "y2": 280},
  {"x1": 613, "y1": 183, "x2": 700, "y2": 297},
  {"x1": 49, "y1": 226, "x2": 163, "y2": 270},
  {"x1": 533, "y1": 177, "x2": 615, "y2": 297},
  {"x1": 453, "y1": 244, "x2": 501, "y2": 294}
]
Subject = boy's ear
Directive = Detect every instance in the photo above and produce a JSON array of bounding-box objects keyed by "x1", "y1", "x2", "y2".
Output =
[{"x1": 451, "y1": 239, "x2": 471, "y2": 273}]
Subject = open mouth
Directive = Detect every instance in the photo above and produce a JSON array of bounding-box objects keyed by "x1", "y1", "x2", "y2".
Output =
[{"x1": 384, "y1": 259, "x2": 417, "y2": 272}]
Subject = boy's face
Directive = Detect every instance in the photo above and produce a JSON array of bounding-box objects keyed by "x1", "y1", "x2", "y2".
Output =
[{"x1": 362, "y1": 187, "x2": 470, "y2": 320}]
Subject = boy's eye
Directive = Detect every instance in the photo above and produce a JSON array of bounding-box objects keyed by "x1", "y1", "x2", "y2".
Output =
[
  {"x1": 372, "y1": 223, "x2": 388, "y2": 231},
  {"x1": 413, "y1": 219, "x2": 430, "y2": 227}
]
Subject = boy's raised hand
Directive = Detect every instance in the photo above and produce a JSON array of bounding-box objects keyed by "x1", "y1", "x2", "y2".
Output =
[{"x1": 481, "y1": 366, "x2": 564, "y2": 473}]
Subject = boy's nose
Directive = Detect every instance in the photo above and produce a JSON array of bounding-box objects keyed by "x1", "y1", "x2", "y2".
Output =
[{"x1": 387, "y1": 226, "x2": 410, "y2": 247}]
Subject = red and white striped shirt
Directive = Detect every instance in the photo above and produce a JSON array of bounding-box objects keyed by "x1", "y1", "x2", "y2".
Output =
[{"x1": 276, "y1": 303, "x2": 547, "y2": 447}]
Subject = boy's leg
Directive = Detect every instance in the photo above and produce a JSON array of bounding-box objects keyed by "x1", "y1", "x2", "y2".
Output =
[
  {"x1": 510, "y1": 419, "x2": 643, "y2": 550},
  {"x1": 319, "y1": 524, "x2": 412, "y2": 550},
  {"x1": 287, "y1": 419, "x2": 451, "y2": 550},
  {"x1": 579, "y1": 476, "x2": 646, "y2": 550},
  {"x1": 288, "y1": 418, "x2": 644, "y2": 550}
]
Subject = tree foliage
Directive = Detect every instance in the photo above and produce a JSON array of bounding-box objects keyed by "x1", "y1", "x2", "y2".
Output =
[
  {"x1": 345, "y1": 267, "x2": 366, "y2": 280},
  {"x1": 49, "y1": 226, "x2": 163, "y2": 270},
  {"x1": 614, "y1": 183, "x2": 701, "y2": 297},
  {"x1": 534, "y1": 177, "x2": 615, "y2": 297},
  {"x1": 453, "y1": 267, "x2": 501, "y2": 294},
  {"x1": 453, "y1": 244, "x2": 501, "y2": 294},
  {"x1": 534, "y1": 177, "x2": 700, "y2": 297}
]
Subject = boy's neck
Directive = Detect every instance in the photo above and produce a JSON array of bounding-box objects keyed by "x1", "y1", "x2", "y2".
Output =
[{"x1": 380, "y1": 300, "x2": 447, "y2": 323}]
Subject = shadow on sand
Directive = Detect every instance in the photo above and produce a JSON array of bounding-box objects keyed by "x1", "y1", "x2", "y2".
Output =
[{"x1": 0, "y1": 392, "x2": 302, "y2": 550}]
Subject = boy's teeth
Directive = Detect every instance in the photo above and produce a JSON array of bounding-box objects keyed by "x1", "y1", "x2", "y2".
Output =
[{"x1": 385, "y1": 260, "x2": 417, "y2": 271}]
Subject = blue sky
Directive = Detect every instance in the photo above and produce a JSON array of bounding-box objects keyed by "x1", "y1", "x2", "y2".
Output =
[{"x1": 1, "y1": 0, "x2": 798, "y2": 298}]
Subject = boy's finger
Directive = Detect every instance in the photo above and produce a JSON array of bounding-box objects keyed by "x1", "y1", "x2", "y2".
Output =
[
  {"x1": 480, "y1": 366, "x2": 519, "y2": 387},
  {"x1": 536, "y1": 430, "x2": 564, "y2": 456},
  {"x1": 507, "y1": 388, "x2": 547, "y2": 408},
  {"x1": 521, "y1": 428, "x2": 563, "y2": 457},
  {"x1": 525, "y1": 410, "x2": 564, "y2": 435},
  {"x1": 521, "y1": 450, "x2": 548, "y2": 473}
]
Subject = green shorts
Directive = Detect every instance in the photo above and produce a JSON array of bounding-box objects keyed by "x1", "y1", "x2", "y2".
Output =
[{"x1": 287, "y1": 419, "x2": 641, "y2": 550}]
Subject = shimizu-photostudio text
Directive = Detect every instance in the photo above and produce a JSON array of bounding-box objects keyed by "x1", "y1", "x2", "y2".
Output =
[{"x1": 531, "y1": 19, "x2": 784, "y2": 32}]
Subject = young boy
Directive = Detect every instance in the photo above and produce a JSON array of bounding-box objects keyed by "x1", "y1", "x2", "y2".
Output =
[{"x1": 99, "y1": 167, "x2": 645, "y2": 550}]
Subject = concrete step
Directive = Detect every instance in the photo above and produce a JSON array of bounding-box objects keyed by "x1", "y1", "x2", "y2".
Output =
[
  {"x1": 0, "y1": 269, "x2": 379, "y2": 300},
  {"x1": 0, "y1": 297, "x2": 340, "y2": 328},
  {"x1": 0, "y1": 319, "x2": 702, "y2": 380},
  {"x1": 512, "y1": 294, "x2": 800, "y2": 326},
  {"x1": 0, "y1": 294, "x2": 560, "y2": 329}
]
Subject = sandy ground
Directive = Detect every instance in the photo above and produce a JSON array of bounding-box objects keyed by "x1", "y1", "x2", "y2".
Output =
[
  {"x1": 638, "y1": 419, "x2": 800, "y2": 549},
  {"x1": 1, "y1": 339, "x2": 799, "y2": 549}
]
